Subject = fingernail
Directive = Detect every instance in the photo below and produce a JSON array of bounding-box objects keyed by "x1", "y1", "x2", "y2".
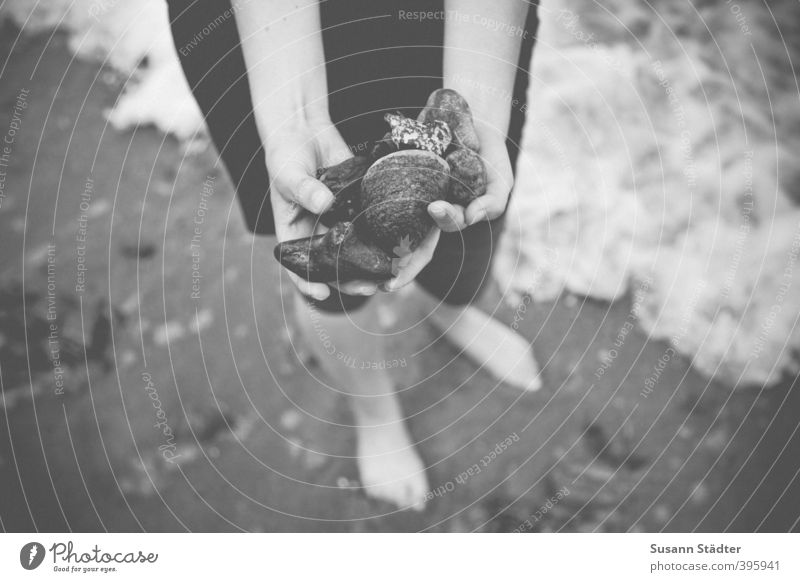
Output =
[
  {"x1": 468, "y1": 210, "x2": 485, "y2": 225},
  {"x1": 430, "y1": 205, "x2": 446, "y2": 218},
  {"x1": 386, "y1": 279, "x2": 407, "y2": 292},
  {"x1": 359, "y1": 286, "x2": 377, "y2": 296},
  {"x1": 311, "y1": 287, "x2": 329, "y2": 301},
  {"x1": 312, "y1": 189, "x2": 333, "y2": 213}
]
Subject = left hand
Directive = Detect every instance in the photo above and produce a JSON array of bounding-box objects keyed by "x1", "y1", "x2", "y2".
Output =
[
  {"x1": 427, "y1": 135, "x2": 514, "y2": 232},
  {"x1": 379, "y1": 134, "x2": 513, "y2": 292},
  {"x1": 378, "y1": 226, "x2": 441, "y2": 292}
]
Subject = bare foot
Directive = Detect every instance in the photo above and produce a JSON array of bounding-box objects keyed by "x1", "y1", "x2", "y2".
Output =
[
  {"x1": 356, "y1": 423, "x2": 429, "y2": 511},
  {"x1": 410, "y1": 286, "x2": 542, "y2": 391},
  {"x1": 292, "y1": 295, "x2": 430, "y2": 510}
]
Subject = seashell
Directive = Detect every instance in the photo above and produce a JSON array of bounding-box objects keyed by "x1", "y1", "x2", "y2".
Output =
[
  {"x1": 446, "y1": 147, "x2": 487, "y2": 205},
  {"x1": 316, "y1": 156, "x2": 371, "y2": 227},
  {"x1": 274, "y1": 222, "x2": 393, "y2": 282},
  {"x1": 360, "y1": 149, "x2": 450, "y2": 254},
  {"x1": 274, "y1": 89, "x2": 484, "y2": 284},
  {"x1": 418, "y1": 88, "x2": 480, "y2": 152}
]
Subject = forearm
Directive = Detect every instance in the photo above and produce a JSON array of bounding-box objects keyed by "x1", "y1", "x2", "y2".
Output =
[
  {"x1": 443, "y1": 0, "x2": 529, "y2": 138},
  {"x1": 234, "y1": 0, "x2": 330, "y2": 139}
]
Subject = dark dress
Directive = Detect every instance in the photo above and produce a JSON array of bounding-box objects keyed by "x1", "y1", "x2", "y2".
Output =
[{"x1": 167, "y1": 0, "x2": 539, "y2": 311}]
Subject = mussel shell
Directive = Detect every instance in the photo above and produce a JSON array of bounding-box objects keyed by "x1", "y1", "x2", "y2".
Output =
[{"x1": 361, "y1": 150, "x2": 450, "y2": 254}]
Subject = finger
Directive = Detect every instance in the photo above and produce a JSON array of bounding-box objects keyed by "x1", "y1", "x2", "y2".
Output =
[
  {"x1": 274, "y1": 163, "x2": 334, "y2": 215},
  {"x1": 465, "y1": 175, "x2": 512, "y2": 224},
  {"x1": 273, "y1": 210, "x2": 331, "y2": 301},
  {"x1": 382, "y1": 227, "x2": 441, "y2": 292},
  {"x1": 428, "y1": 201, "x2": 467, "y2": 232},
  {"x1": 287, "y1": 272, "x2": 331, "y2": 302},
  {"x1": 329, "y1": 280, "x2": 380, "y2": 296},
  {"x1": 272, "y1": 196, "x2": 325, "y2": 240},
  {"x1": 466, "y1": 146, "x2": 513, "y2": 225}
]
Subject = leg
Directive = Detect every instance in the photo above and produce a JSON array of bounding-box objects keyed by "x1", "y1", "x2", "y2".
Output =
[
  {"x1": 417, "y1": 288, "x2": 542, "y2": 392},
  {"x1": 293, "y1": 295, "x2": 429, "y2": 511},
  {"x1": 415, "y1": 219, "x2": 542, "y2": 391},
  {"x1": 168, "y1": 0, "x2": 274, "y2": 234},
  {"x1": 409, "y1": 4, "x2": 541, "y2": 391}
]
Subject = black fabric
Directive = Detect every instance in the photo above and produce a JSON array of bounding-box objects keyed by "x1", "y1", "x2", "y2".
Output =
[
  {"x1": 167, "y1": 0, "x2": 539, "y2": 311},
  {"x1": 169, "y1": 0, "x2": 273, "y2": 233}
]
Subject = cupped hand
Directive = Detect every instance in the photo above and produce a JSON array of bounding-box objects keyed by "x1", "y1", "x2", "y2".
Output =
[
  {"x1": 379, "y1": 136, "x2": 513, "y2": 293},
  {"x1": 379, "y1": 226, "x2": 441, "y2": 293},
  {"x1": 269, "y1": 121, "x2": 513, "y2": 298},
  {"x1": 427, "y1": 135, "x2": 514, "y2": 232},
  {"x1": 267, "y1": 120, "x2": 382, "y2": 300}
]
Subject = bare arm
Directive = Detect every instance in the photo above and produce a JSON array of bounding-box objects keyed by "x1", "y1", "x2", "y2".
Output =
[
  {"x1": 234, "y1": 1, "x2": 358, "y2": 300},
  {"x1": 234, "y1": 1, "x2": 446, "y2": 297},
  {"x1": 444, "y1": 0, "x2": 528, "y2": 138},
  {"x1": 234, "y1": 0, "x2": 331, "y2": 143},
  {"x1": 433, "y1": 0, "x2": 530, "y2": 229}
]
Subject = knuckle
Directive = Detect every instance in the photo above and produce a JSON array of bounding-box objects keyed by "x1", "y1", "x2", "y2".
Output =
[
  {"x1": 484, "y1": 208, "x2": 503, "y2": 221},
  {"x1": 484, "y1": 194, "x2": 507, "y2": 213},
  {"x1": 292, "y1": 177, "x2": 312, "y2": 201}
]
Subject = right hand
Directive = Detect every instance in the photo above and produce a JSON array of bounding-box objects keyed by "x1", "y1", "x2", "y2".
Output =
[{"x1": 266, "y1": 119, "x2": 381, "y2": 301}]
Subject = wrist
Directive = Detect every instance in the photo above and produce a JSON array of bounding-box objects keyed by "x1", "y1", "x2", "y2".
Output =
[
  {"x1": 444, "y1": 75, "x2": 513, "y2": 140},
  {"x1": 234, "y1": 0, "x2": 330, "y2": 140},
  {"x1": 255, "y1": 93, "x2": 331, "y2": 141}
]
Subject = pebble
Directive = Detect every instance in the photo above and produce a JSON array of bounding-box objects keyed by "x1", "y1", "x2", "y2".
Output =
[
  {"x1": 224, "y1": 267, "x2": 239, "y2": 283},
  {"x1": 584, "y1": 463, "x2": 616, "y2": 481},
  {"x1": 302, "y1": 450, "x2": 327, "y2": 470},
  {"x1": 232, "y1": 414, "x2": 257, "y2": 441},
  {"x1": 190, "y1": 308, "x2": 214, "y2": 333},
  {"x1": 653, "y1": 505, "x2": 671, "y2": 523},
  {"x1": 691, "y1": 481, "x2": 709, "y2": 504},
  {"x1": 119, "y1": 292, "x2": 141, "y2": 315},
  {"x1": 119, "y1": 349, "x2": 137, "y2": 368},
  {"x1": 87, "y1": 199, "x2": 111, "y2": 218},
  {"x1": 704, "y1": 429, "x2": 729, "y2": 452},
  {"x1": 563, "y1": 294, "x2": 579, "y2": 308},
  {"x1": 100, "y1": 71, "x2": 119, "y2": 86},
  {"x1": 285, "y1": 437, "x2": 303, "y2": 459},
  {"x1": 153, "y1": 320, "x2": 185, "y2": 345},
  {"x1": 280, "y1": 409, "x2": 303, "y2": 432},
  {"x1": 25, "y1": 242, "x2": 53, "y2": 267},
  {"x1": 152, "y1": 181, "x2": 172, "y2": 197}
]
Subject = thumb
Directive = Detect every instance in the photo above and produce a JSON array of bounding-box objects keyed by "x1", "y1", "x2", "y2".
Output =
[{"x1": 272, "y1": 161, "x2": 334, "y2": 215}]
